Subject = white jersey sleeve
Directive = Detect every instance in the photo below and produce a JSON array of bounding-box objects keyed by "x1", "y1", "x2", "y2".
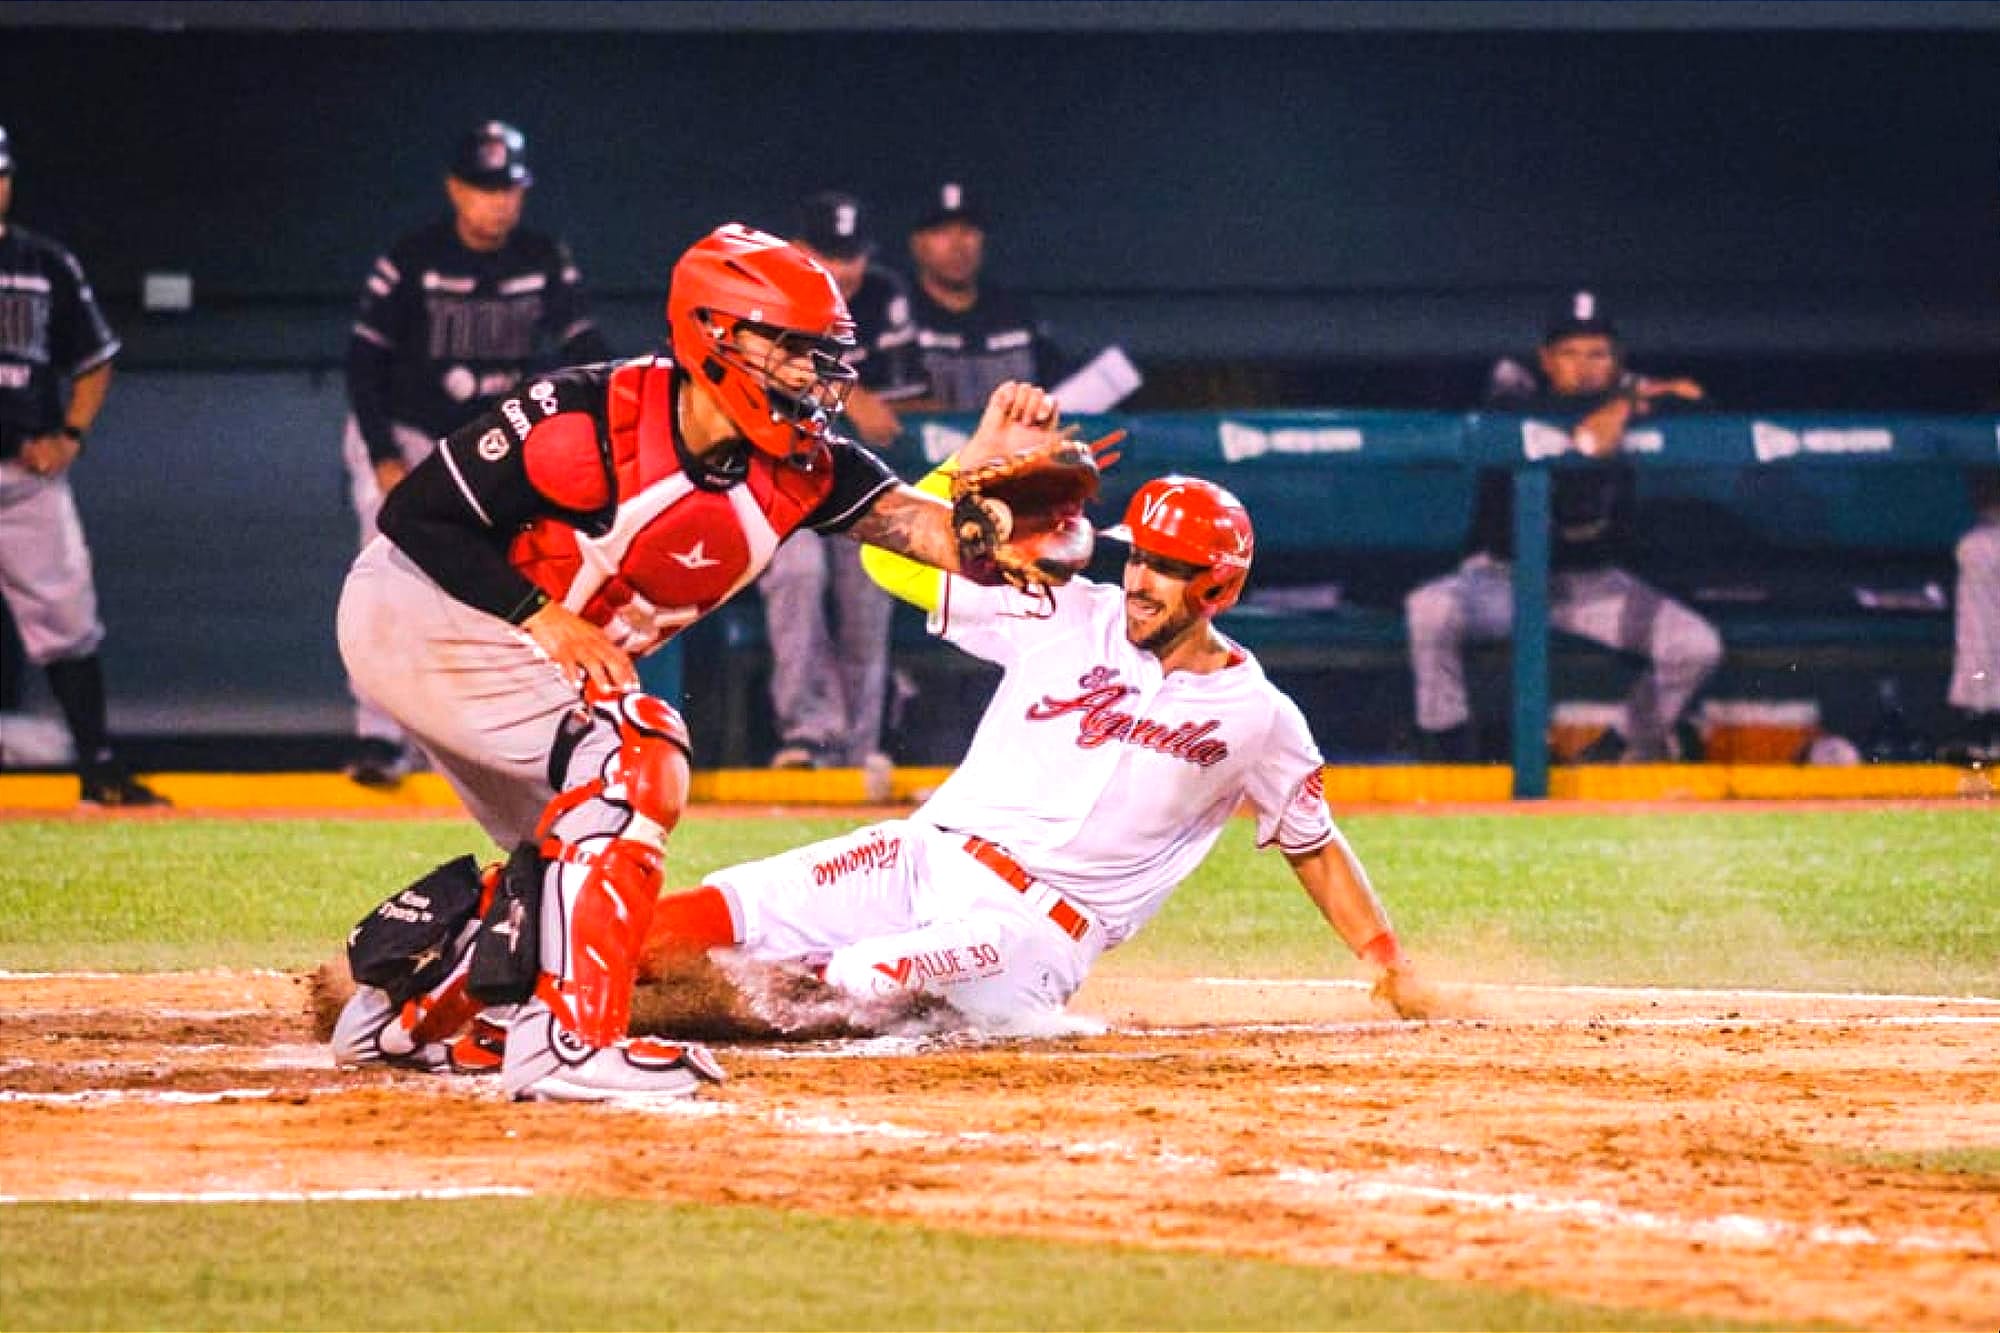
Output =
[
  {"x1": 1242, "y1": 691, "x2": 1337, "y2": 853},
  {"x1": 929, "y1": 575, "x2": 1098, "y2": 669}
]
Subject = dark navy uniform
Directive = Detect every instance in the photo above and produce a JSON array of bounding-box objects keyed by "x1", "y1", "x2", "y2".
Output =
[
  {"x1": 845, "y1": 265, "x2": 923, "y2": 405},
  {"x1": 1470, "y1": 370, "x2": 1638, "y2": 574},
  {"x1": 908, "y1": 281, "x2": 1062, "y2": 412},
  {"x1": 0, "y1": 124, "x2": 165, "y2": 804},
  {"x1": 345, "y1": 217, "x2": 606, "y2": 463},
  {"x1": 339, "y1": 121, "x2": 609, "y2": 782},
  {"x1": 0, "y1": 224, "x2": 118, "y2": 458}
]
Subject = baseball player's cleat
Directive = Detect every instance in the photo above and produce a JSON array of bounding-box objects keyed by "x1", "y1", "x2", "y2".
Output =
[
  {"x1": 501, "y1": 1000, "x2": 724, "y2": 1102},
  {"x1": 330, "y1": 985, "x2": 452, "y2": 1072},
  {"x1": 345, "y1": 739, "x2": 413, "y2": 789},
  {"x1": 769, "y1": 743, "x2": 826, "y2": 770},
  {"x1": 446, "y1": 1016, "x2": 509, "y2": 1075},
  {"x1": 78, "y1": 768, "x2": 170, "y2": 808}
]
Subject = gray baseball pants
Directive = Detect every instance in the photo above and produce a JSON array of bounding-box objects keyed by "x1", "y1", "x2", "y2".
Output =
[
  {"x1": 1949, "y1": 512, "x2": 2000, "y2": 714},
  {"x1": 0, "y1": 462, "x2": 105, "y2": 665},
  {"x1": 338, "y1": 537, "x2": 619, "y2": 845},
  {"x1": 340, "y1": 417, "x2": 441, "y2": 750},
  {"x1": 758, "y1": 529, "x2": 892, "y2": 764},
  {"x1": 1406, "y1": 555, "x2": 1722, "y2": 758}
]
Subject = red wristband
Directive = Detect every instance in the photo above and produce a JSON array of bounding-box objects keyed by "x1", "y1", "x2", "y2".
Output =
[{"x1": 1359, "y1": 931, "x2": 1403, "y2": 970}]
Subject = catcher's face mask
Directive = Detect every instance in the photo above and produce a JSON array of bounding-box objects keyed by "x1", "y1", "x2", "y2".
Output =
[{"x1": 732, "y1": 320, "x2": 857, "y2": 437}]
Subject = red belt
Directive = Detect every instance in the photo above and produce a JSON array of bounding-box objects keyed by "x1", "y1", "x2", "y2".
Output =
[{"x1": 962, "y1": 835, "x2": 1091, "y2": 942}]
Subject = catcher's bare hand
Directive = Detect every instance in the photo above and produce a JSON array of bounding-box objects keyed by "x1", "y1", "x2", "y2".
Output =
[
  {"x1": 522, "y1": 600, "x2": 638, "y2": 694},
  {"x1": 960, "y1": 381, "x2": 1061, "y2": 469},
  {"x1": 1369, "y1": 963, "x2": 1443, "y2": 1021}
]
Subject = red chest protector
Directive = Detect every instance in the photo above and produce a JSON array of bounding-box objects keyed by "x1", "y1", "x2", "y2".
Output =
[{"x1": 508, "y1": 359, "x2": 837, "y2": 657}]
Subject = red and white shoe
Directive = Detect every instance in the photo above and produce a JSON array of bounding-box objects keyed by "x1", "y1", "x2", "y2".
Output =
[{"x1": 500, "y1": 1000, "x2": 724, "y2": 1102}]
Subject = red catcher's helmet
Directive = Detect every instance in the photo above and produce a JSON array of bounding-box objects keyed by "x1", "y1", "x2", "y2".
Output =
[
  {"x1": 667, "y1": 223, "x2": 858, "y2": 460},
  {"x1": 1107, "y1": 475, "x2": 1255, "y2": 613}
]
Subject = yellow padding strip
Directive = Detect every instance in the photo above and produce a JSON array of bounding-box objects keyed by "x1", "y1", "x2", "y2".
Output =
[
  {"x1": 1321, "y1": 766, "x2": 1515, "y2": 805},
  {"x1": 0, "y1": 772, "x2": 468, "y2": 812},
  {"x1": 0, "y1": 763, "x2": 1989, "y2": 812}
]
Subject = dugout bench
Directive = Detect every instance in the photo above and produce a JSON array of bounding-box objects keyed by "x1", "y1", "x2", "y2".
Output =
[{"x1": 666, "y1": 410, "x2": 1986, "y2": 796}]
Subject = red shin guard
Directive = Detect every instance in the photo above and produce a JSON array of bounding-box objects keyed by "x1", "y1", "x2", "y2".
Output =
[{"x1": 536, "y1": 686, "x2": 691, "y2": 1048}]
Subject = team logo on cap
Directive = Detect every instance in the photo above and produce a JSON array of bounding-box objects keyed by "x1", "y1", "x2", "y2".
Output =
[
  {"x1": 941, "y1": 183, "x2": 962, "y2": 210},
  {"x1": 479, "y1": 139, "x2": 508, "y2": 171},
  {"x1": 834, "y1": 203, "x2": 857, "y2": 238}
]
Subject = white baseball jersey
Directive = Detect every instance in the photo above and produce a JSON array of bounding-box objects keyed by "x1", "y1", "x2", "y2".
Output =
[{"x1": 913, "y1": 573, "x2": 1336, "y2": 946}]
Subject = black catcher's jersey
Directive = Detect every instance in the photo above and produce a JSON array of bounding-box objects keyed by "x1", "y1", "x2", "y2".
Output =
[
  {"x1": 0, "y1": 224, "x2": 120, "y2": 459},
  {"x1": 345, "y1": 216, "x2": 608, "y2": 463}
]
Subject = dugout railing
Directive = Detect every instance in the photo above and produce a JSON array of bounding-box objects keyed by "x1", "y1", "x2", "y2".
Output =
[{"x1": 683, "y1": 410, "x2": 1986, "y2": 797}]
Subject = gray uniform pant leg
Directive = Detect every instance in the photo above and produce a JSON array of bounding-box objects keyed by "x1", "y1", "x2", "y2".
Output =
[
  {"x1": 338, "y1": 539, "x2": 579, "y2": 845},
  {"x1": 340, "y1": 417, "x2": 441, "y2": 748},
  {"x1": 1949, "y1": 514, "x2": 2000, "y2": 713},
  {"x1": 826, "y1": 535, "x2": 892, "y2": 764},
  {"x1": 1405, "y1": 555, "x2": 1517, "y2": 733},
  {"x1": 0, "y1": 464, "x2": 105, "y2": 664},
  {"x1": 1407, "y1": 557, "x2": 1722, "y2": 753},
  {"x1": 1549, "y1": 567, "x2": 1722, "y2": 757},
  {"x1": 760, "y1": 531, "x2": 844, "y2": 752}
]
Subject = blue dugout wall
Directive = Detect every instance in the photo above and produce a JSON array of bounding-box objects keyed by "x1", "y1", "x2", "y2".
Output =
[{"x1": 40, "y1": 378, "x2": 1986, "y2": 785}]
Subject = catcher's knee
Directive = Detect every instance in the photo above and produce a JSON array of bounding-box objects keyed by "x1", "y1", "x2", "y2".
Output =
[
  {"x1": 600, "y1": 689, "x2": 689, "y2": 829},
  {"x1": 548, "y1": 686, "x2": 691, "y2": 836}
]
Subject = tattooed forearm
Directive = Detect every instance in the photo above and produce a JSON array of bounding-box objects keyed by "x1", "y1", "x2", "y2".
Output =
[{"x1": 843, "y1": 485, "x2": 962, "y2": 571}]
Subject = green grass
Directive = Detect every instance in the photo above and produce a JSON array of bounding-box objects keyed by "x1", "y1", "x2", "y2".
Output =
[
  {"x1": 0, "y1": 816, "x2": 855, "y2": 971},
  {"x1": 0, "y1": 1198, "x2": 1745, "y2": 1331},
  {"x1": 1128, "y1": 809, "x2": 2000, "y2": 994},
  {"x1": 4, "y1": 808, "x2": 1961, "y2": 1329},
  {"x1": 1, "y1": 810, "x2": 1995, "y2": 992}
]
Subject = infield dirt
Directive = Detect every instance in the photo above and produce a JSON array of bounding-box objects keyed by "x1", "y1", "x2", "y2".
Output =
[{"x1": 3, "y1": 970, "x2": 1997, "y2": 1328}]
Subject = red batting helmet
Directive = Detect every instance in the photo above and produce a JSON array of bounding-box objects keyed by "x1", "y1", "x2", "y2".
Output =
[
  {"x1": 1105, "y1": 475, "x2": 1255, "y2": 613},
  {"x1": 667, "y1": 223, "x2": 858, "y2": 460}
]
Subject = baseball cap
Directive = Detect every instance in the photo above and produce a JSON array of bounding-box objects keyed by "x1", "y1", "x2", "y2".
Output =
[
  {"x1": 0, "y1": 125, "x2": 13, "y2": 175},
  {"x1": 914, "y1": 181, "x2": 985, "y2": 231},
  {"x1": 796, "y1": 190, "x2": 874, "y2": 261},
  {"x1": 449, "y1": 120, "x2": 532, "y2": 190},
  {"x1": 1542, "y1": 289, "x2": 1618, "y2": 344}
]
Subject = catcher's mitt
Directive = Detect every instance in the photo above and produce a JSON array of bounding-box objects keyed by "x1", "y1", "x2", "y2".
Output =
[{"x1": 951, "y1": 428, "x2": 1124, "y2": 591}]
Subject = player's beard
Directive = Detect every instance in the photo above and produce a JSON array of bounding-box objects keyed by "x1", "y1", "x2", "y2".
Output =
[{"x1": 1125, "y1": 594, "x2": 1202, "y2": 657}]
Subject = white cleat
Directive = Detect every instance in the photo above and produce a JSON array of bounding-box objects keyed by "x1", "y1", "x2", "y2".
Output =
[
  {"x1": 501, "y1": 1000, "x2": 725, "y2": 1103},
  {"x1": 329, "y1": 985, "x2": 451, "y2": 1071}
]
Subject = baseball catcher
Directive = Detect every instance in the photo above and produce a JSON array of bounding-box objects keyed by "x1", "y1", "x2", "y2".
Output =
[{"x1": 326, "y1": 220, "x2": 1105, "y2": 1102}]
